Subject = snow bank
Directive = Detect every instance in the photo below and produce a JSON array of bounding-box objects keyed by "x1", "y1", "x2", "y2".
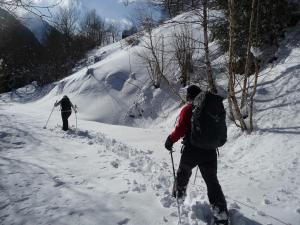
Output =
[{"x1": 1, "y1": 13, "x2": 300, "y2": 225}]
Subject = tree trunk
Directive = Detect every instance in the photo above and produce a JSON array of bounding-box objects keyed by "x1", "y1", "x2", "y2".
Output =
[
  {"x1": 202, "y1": 0, "x2": 217, "y2": 93},
  {"x1": 249, "y1": 58, "x2": 259, "y2": 131},
  {"x1": 249, "y1": 0, "x2": 260, "y2": 132},
  {"x1": 228, "y1": 0, "x2": 248, "y2": 132},
  {"x1": 241, "y1": 0, "x2": 257, "y2": 109}
]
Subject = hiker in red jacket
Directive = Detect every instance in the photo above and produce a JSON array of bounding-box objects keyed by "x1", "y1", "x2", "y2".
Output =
[{"x1": 164, "y1": 85, "x2": 228, "y2": 225}]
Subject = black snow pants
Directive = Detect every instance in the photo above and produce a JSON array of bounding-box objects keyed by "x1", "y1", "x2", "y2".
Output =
[
  {"x1": 61, "y1": 111, "x2": 71, "y2": 131},
  {"x1": 176, "y1": 144, "x2": 227, "y2": 212}
]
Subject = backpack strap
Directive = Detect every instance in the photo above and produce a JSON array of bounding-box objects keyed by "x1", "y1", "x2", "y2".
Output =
[{"x1": 193, "y1": 91, "x2": 207, "y2": 115}]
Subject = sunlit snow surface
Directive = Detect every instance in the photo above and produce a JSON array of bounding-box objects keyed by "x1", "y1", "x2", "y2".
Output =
[{"x1": 1, "y1": 17, "x2": 300, "y2": 225}]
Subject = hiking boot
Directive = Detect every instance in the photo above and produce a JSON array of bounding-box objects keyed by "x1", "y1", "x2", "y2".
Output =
[
  {"x1": 212, "y1": 205, "x2": 229, "y2": 225},
  {"x1": 174, "y1": 189, "x2": 186, "y2": 199}
]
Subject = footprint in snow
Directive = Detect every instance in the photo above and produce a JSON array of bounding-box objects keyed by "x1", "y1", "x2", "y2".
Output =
[
  {"x1": 129, "y1": 162, "x2": 138, "y2": 168},
  {"x1": 68, "y1": 210, "x2": 84, "y2": 216},
  {"x1": 54, "y1": 180, "x2": 65, "y2": 187},
  {"x1": 53, "y1": 177, "x2": 65, "y2": 187},
  {"x1": 117, "y1": 218, "x2": 130, "y2": 225},
  {"x1": 163, "y1": 216, "x2": 168, "y2": 222},
  {"x1": 230, "y1": 202, "x2": 241, "y2": 209},
  {"x1": 0, "y1": 203, "x2": 10, "y2": 210},
  {"x1": 14, "y1": 197, "x2": 30, "y2": 203},
  {"x1": 160, "y1": 195, "x2": 173, "y2": 208},
  {"x1": 257, "y1": 211, "x2": 266, "y2": 216},
  {"x1": 124, "y1": 179, "x2": 131, "y2": 185},
  {"x1": 75, "y1": 180, "x2": 86, "y2": 185},
  {"x1": 170, "y1": 211, "x2": 178, "y2": 217},
  {"x1": 131, "y1": 183, "x2": 146, "y2": 193},
  {"x1": 118, "y1": 190, "x2": 129, "y2": 195},
  {"x1": 111, "y1": 160, "x2": 120, "y2": 168},
  {"x1": 12, "y1": 141, "x2": 25, "y2": 145},
  {"x1": 190, "y1": 201, "x2": 214, "y2": 223}
]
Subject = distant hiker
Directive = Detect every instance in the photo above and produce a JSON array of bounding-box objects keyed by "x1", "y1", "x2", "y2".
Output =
[
  {"x1": 54, "y1": 95, "x2": 77, "y2": 131},
  {"x1": 164, "y1": 85, "x2": 228, "y2": 225}
]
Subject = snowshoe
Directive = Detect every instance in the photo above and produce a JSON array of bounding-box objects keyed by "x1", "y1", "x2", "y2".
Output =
[
  {"x1": 211, "y1": 206, "x2": 229, "y2": 225},
  {"x1": 211, "y1": 217, "x2": 229, "y2": 225}
]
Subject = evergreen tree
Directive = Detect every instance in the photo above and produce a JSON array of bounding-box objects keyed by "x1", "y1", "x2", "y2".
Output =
[{"x1": 211, "y1": 0, "x2": 296, "y2": 58}]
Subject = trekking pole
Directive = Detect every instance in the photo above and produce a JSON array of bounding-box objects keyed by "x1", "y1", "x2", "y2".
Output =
[
  {"x1": 75, "y1": 112, "x2": 77, "y2": 132},
  {"x1": 43, "y1": 105, "x2": 55, "y2": 129},
  {"x1": 170, "y1": 150, "x2": 181, "y2": 224},
  {"x1": 74, "y1": 105, "x2": 78, "y2": 132},
  {"x1": 193, "y1": 167, "x2": 199, "y2": 185}
]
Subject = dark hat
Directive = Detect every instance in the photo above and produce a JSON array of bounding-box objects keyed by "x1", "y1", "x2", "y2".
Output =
[{"x1": 186, "y1": 85, "x2": 201, "y2": 100}]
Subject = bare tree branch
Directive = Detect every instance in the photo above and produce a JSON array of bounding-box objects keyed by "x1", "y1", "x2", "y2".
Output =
[{"x1": 0, "y1": 0, "x2": 62, "y2": 19}]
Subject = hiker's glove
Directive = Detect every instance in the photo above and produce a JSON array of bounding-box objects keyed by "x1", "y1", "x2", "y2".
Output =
[{"x1": 165, "y1": 136, "x2": 173, "y2": 151}]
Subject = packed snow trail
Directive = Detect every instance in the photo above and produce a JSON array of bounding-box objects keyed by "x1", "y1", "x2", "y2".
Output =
[
  {"x1": 1, "y1": 102, "x2": 298, "y2": 225},
  {"x1": 2, "y1": 25, "x2": 300, "y2": 223},
  {"x1": 0, "y1": 109, "x2": 174, "y2": 225}
]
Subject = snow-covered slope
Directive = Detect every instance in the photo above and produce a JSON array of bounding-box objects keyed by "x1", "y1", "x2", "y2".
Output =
[
  {"x1": 0, "y1": 15, "x2": 300, "y2": 225},
  {"x1": 219, "y1": 24, "x2": 300, "y2": 225},
  {"x1": 27, "y1": 13, "x2": 207, "y2": 127},
  {"x1": 36, "y1": 41, "x2": 180, "y2": 127}
]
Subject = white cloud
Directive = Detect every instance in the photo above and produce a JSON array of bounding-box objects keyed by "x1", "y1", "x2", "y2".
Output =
[
  {"x1": 118, "y1": 0, "x2": 136, "y2": 6},
  {"x1": 8, "y1": 0, "x2": 160, "y2": 29}
]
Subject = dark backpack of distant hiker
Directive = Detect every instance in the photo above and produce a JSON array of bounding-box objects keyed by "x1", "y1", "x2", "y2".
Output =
[
  {"x1": 61, "y1": 97, "x2": 72, "y2": 112},
  {"x1": 190, "y1": 92, "x2": 227, "y2": 149}
]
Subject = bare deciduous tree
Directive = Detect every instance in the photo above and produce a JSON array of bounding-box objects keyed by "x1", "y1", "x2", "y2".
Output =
[
  {"x1": 106, "y1": 21, "x2": 120, "y2": 43},
  {"x1": 138, "y1": 28, "x2": 184, "y2": 101},
  {"x1": 228, "y1": 0, "x2": 248, "y2": 132},
  {"x1": 241, "y1": 0, "x2": 257, "y2": 109},
  {"x1": 54, "y1": 3, "x2": 79, "y2": 40},
  {"x1": 202, "y1": 0, "x2": 217, "y2": 93},
  {"x1": 139, "y1": 31, "x2": 166, "y2": 88},
  {"x1": 173, "y1": 24, "x2": 195, "y2": 87},
  {"x1": 0, "y1": 0, "x2": 60, "y2": 19},
  {"x1": 154, "y1": 0, "x2": 202, "y2": 18},
  {"x1": 249, "y1": 0, "x2": 261, "y2": 132},
  {"x1": 130, "y1": 0, "x2": 160, "y2": 32},
  {"x1": 79, "y1": 9, "x2": 106, "y2": 45},
  {"x1": 227, "y1": 0, "x2": 261, "y2": 133}
]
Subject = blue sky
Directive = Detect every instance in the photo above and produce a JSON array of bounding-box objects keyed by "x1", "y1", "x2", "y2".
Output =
[
  {"x1": 27, "y1": 0, "x2": 160, "y2": 27},
  {"x1": 79, "y1": 0, "x2": 137, "y2": 20},
  {"x1": 18, "y1": 0, "x2": 163, "y2": 32},
  {"x1": 34, "y1": 0, "x2": 150, "y2": 21}
]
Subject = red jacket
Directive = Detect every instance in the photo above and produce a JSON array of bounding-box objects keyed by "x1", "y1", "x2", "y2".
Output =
[{"x1": 169, "y1": 103, "x2": 193, "y2": 143}]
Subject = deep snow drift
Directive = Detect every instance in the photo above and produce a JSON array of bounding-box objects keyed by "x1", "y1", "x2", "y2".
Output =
[{"x1": 1, "y1": 16, "x2": 300, "y2": 225}]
